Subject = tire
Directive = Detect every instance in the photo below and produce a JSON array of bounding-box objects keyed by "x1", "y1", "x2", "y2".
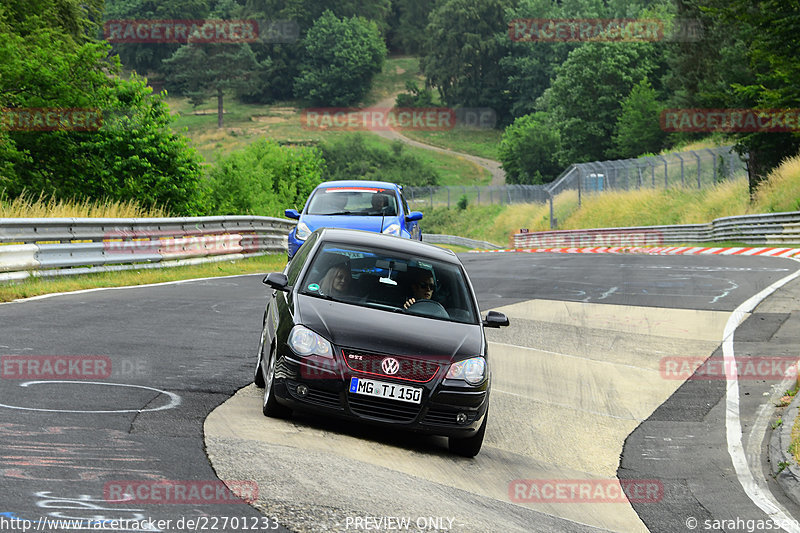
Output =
[
  {"x1": 448, "y1": 409, "x2": 487, "y2": 458},
  {"x1": 253, "y1": 323, "x2": 267, "y2": 388},
  {"x1": 261, "y1": 342, "x2": 292, "y2": 419}
]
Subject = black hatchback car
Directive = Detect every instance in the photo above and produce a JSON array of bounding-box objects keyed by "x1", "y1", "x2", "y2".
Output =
[{"x1": 254, "y1": 228, "x2": 509, "y2": 456}]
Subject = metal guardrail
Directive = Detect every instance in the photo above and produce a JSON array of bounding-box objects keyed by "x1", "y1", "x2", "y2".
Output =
[
  {"x1": 0, "y1": 216, "x2": 295, "y2": 282},
  {"x1": 512, "y1": 211, "x2": 800, "y2": 248},
  {"x1": 422, "y1": 234, "x2": 501, "y2": 250}
]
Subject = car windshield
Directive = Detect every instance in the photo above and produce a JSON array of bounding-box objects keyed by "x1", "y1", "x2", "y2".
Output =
[
  {"x1": 306, "y1": 187, "x2": 398, "y2": 216},
  {"x1": 298, "y1": 242, "x2": 478, "y2": 324}
]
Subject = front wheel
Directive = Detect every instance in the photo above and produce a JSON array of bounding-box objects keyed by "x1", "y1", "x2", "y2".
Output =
[
  {"x1": 261, "y1": 343, "x2": 292, "y2": 418},
  {"x1": 448, "y1": 409, "x2": 487, "y2": 457},
  {"x1": 254, "y1": 322, "x2": 267, "y2": 388}
]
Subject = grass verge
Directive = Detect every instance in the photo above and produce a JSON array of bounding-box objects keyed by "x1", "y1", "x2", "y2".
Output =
[{"x1": 0, "y1": 254, "x2": 286, "y2": 303}]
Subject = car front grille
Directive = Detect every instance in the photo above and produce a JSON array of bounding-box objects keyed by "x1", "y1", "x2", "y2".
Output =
[
  {"x1": 348, "y1": 395, "x2": 421, "y2": 423},
  {"x1": 343, "y1": 350, "x2": 442, "y2": 383}
]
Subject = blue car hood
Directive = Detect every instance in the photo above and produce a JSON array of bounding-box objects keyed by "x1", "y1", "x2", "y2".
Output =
[{"x1": 301, "y1": 215, "x2": 390, "y2": 234}]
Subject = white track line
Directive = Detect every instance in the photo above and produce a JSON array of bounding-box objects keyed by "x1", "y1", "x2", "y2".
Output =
[{"x1": 724, "y1": 258, "x2": 800, "y2": 531}]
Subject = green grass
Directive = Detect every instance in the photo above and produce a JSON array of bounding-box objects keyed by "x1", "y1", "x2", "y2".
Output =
[
  {"x1": 164, "y1": 56, "x2": 501, "y2": 171},
  {"x1": 401, "y1": 128, "x2": 502, "y2": 161},
  {"x1": 363, "y1": 56, "x2": 425, "y2": 105},
  {"x1": 0, "y1": 254, "x2": 286, "y2": 303}
]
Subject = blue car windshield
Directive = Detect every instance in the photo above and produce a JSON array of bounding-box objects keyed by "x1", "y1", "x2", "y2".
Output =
[
  {"x1": 306, "y1": 187, "x2": 398, "y2": 216},
  {"x1": 298, "y1": 242, "x2": 479, "y2": 324}
]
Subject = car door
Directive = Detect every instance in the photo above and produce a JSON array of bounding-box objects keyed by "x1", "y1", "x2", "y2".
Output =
[{"x1": 398, "y1": 190, "x2": 422, "y2": 240}]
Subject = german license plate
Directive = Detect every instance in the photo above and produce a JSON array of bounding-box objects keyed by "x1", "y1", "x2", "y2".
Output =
[{"x1": 349, "y1": 377, "x2": 422, "y2": 404}]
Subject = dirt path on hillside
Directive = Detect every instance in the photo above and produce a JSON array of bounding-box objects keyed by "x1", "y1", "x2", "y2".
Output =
[{"x1": 372, "y1": 96, "x2": 506, "y2": 186}]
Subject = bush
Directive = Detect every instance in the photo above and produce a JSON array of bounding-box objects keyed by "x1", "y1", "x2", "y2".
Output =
[
  {"x1": 205, "y1": 140, "x2": 326, "y2": 216},
  {"x1": 498, "y1": 112, "x2": 563, "y2": 184},
  {"x1": 319, "y1": 134, "x2": 439, "y2": 186}
]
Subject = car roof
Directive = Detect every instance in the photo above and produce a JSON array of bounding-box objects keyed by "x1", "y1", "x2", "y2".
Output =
[
  {"x1": 314, "y1": 180, "x2": 401, "y2": 191},
  {"x1": 315, "y1": 228, "x2": 459, "y2": 263}
]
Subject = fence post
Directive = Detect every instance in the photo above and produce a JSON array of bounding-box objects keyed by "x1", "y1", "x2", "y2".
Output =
[
  {"x1": 706, "y1": 148, "x2": 718, "y2": 183},
  {"x1": 447, "y1": 187, "x2": 450, "y2": 209},
  {"x1": 475, "y1": 186, "x2": 480, "y2": 205},
  {"x1": 675, "y1": 153, "x2": 685, "y2": 187},
  {"x1": 693, "y1": 151, "x2": 701, "y2": 188}
]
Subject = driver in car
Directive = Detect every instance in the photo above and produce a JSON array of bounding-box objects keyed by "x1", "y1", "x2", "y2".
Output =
[{"x1": 403, "y1": 269, "x2": 435, "y2": 309}]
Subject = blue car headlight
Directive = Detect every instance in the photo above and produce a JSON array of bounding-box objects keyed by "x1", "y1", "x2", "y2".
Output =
[
  {"x1": 295, "y1": 222, "x2": 312, "y2": 241},
  {"x1": 446, "y1": 357, "x2": 486, "y2": 385},
  {"x1": 382, "y1": 223, "x2": 401, "y2": 236}
]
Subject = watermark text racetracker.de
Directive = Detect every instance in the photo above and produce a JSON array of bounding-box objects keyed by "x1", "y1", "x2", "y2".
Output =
[
  {"x1": 660, "y1": 356, "x2": 800, "y2": 381},
  {"x1": 509, "y1": 479, "x2": 663, "y2": 503},
  {"x1": 0, "y1": 108, "x2": 103, "y2": 132},
  {"x1": 0, "y1": 515, "x2": 281, "y2": 531},
  {"x1": 661, "y1": 108, "x2": 800, "y2": 132},
  {"x1": 301, "y1": 107, "x2": 496, "y2": 131},
  {"x1": 508, "y1": 18, "x2": 702, "y2": 42},
  {"x1": 103, "y1": 19, "x2": 299, "y2": 44},
  {"x1": 1, "y1": 355, "x2": 148, "y2": 380},
  {"x1": 104, "y1": 480, "x2": 258, "y2": 504}
]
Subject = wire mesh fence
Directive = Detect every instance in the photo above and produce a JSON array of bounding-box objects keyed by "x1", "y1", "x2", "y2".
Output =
[{"x1": 405, "y1": 146, "x2": 746, "y2": 212}]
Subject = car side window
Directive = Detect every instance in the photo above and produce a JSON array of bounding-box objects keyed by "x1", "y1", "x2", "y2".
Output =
[
  {"x1": 287, "y1": 232, "x2": 318, "y2": 285},
  {"x1": 399, "y1": 192, "x2": 411, "y2": 216}
]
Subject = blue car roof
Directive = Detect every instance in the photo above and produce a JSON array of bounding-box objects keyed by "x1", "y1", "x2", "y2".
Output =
[{"x1": 314, "y1": 180, "x2": 401, "y2": 190}]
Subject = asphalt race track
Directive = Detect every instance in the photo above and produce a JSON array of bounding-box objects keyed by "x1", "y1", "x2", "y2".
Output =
[{"x1": 2, "y1": 252, "x2": 800, "y2": 532}]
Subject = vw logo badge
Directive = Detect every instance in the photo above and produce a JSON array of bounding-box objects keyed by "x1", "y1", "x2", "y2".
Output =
[{"x1": 381, "y1": 357, "x2": 400, "y2": 375}]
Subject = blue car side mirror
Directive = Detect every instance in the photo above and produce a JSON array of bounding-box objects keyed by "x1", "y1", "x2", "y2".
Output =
[
  {"x1": 406, "y1": 211, "x2": 423, "y2": 222},
  {"x1": 285, "y1": 209, "x2": 301, "y2": 220}
]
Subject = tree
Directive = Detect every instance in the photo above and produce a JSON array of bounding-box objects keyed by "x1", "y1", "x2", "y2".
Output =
[
  {"x1": 293, "y1": 11, "x2": 386, "y2": 106},
  {"x1": 163, "y1": 41, "x2": 264, "y2": 128},
  {"x1": 0, "y1": 0, "x2": 205, "y2": 214},
  {"x1": 612, "y1": 78, "x2": 667, "y2": 158},
  {"x1": 421, "y1": 0, "x2": 513, "y2": 122},
  {"x1": 701, "y1": 0, "x2": 800, "y2": 193},
  {"x1": 102, "y1": 0, "x2": 212, "y2": 75},
  {"x1": 545, "y1": 42, "x2": 658, "y2": 162},
  {"x1": 498, "y1": 112, "x2": 563, "y2": 184},
  {"x1": 205, "y1": 139, "x2": 326, "y2": 217},
  {"x1": 501, "y1": 0, "x2": 603, "y2": 120},
  {"x1": 388, "y1": 0, "x2": 436, "y2": 54}
]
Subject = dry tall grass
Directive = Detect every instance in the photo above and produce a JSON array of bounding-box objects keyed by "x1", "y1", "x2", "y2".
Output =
[
  {"x1": 0, "y1": 191, "x2": 169, "y2": 218},
  {"x1": 753, "y1": 154, "x2": 800, "y2": 213}
]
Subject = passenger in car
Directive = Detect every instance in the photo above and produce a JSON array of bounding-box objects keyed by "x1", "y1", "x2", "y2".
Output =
[{"x1": 319, "y1": 257, "x2": 352, "y2": 298}]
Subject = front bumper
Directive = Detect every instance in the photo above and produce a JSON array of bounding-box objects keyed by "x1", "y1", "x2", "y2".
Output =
[{"x1": 272, "y1": 351, "x2": 489, "y2": 437}]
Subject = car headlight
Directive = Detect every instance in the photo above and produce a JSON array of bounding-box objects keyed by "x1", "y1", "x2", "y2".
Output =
[
  {"x1": 288, "y1": 325, "x2": 334, "y2": 358},
  {"x1": 382, "y1": 223, "x2": 401, "y2": 236},
  {"x1": 446, "y1": 357, "x2": 486, "y2": 385},
  {"x1": 295, "y1": 222, "x2": 311, "y2": 241}
]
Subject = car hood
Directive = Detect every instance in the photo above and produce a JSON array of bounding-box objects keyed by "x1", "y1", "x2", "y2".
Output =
[
  {"x1": 301, "y1": 214, "x2": 392, "y2": 234},
  {"x1": 295, "y1": 294, "x2": 483, "y2": 362}
]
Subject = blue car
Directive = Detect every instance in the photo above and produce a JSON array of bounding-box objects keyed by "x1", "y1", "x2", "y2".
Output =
[{"x1": 285, "y1": 180, "x2": 423, "y2": 260}]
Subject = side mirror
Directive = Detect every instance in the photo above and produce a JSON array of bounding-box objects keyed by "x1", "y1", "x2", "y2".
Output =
[
  {"x1": 406, "y1": 211, "x2": 423, "y2": 222},
  {"x1": 263, "y1": 272, "x2": 290, "y2": 291},
  {"x1": 284, "y1": 209, "x2": 301, "y2": 220},
  {"x1": 483, "y1": 311, "x2": 509, "y2": 328}
]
